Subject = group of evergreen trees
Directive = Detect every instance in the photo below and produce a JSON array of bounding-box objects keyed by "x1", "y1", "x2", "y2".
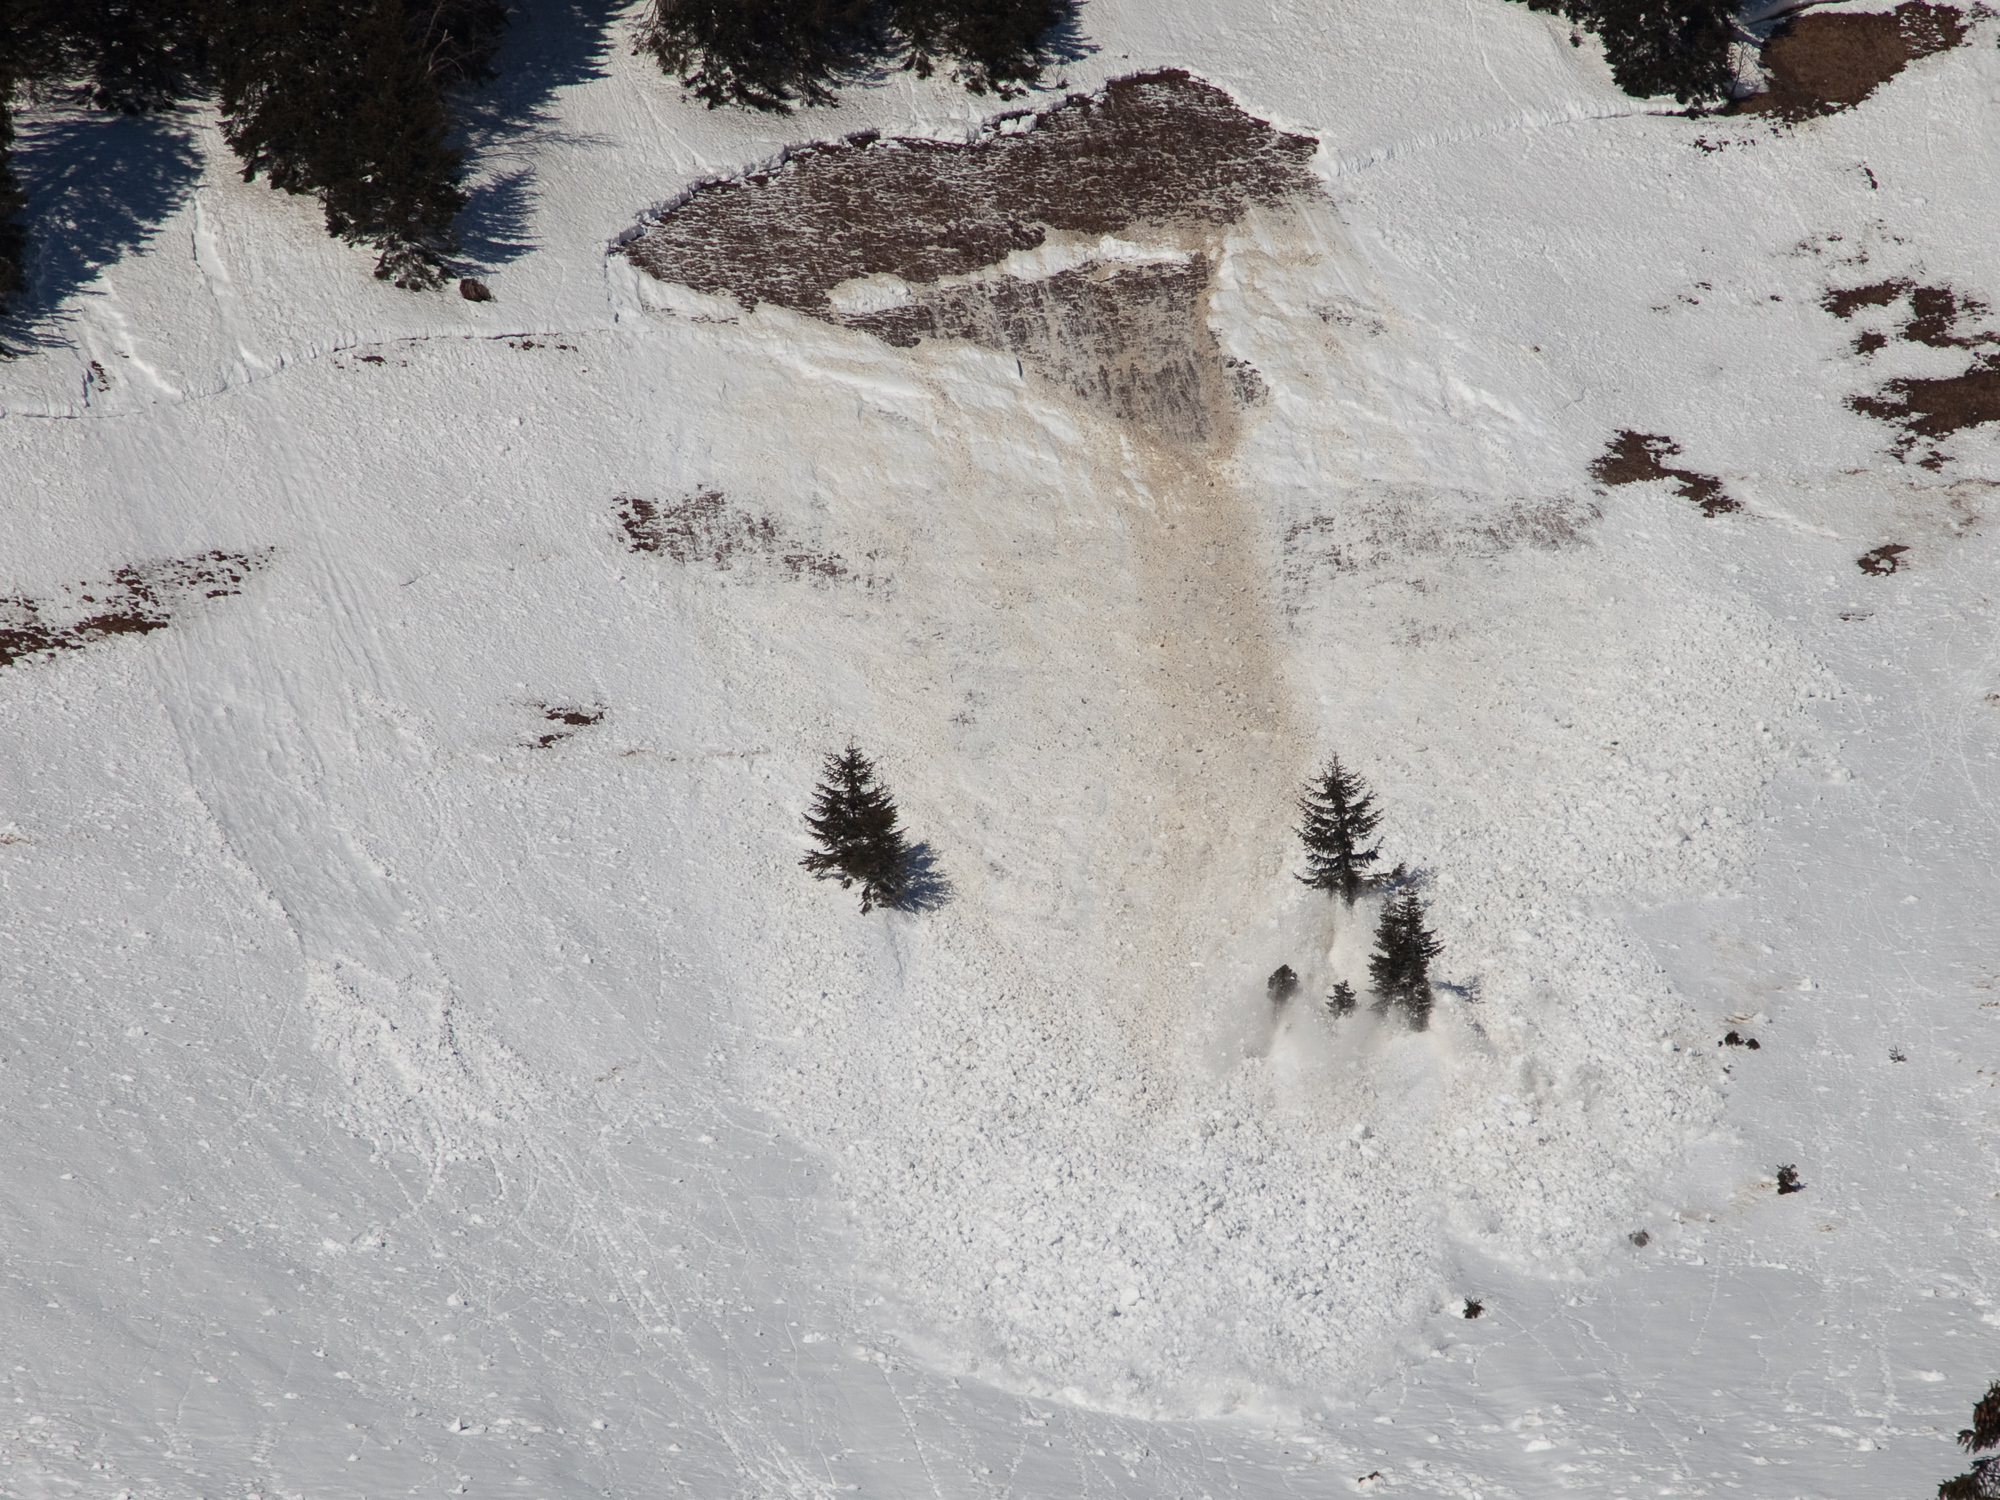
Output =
[
  {"x1": 640, "y1": 0, "x2": 1074, "y2": 111},
  {"x1": 1295, "y1": 756, "x2": 1443, "y2": 1030},
  {"x1": 0, "y1": 0, "x2": 504, "y2": 309},
  {"x1": 799, "y1": 743, "x2": 1445, "y2": 1032},
  {"x1": 1514, "y1": 0, "x2": 1738, "y2": 107}
]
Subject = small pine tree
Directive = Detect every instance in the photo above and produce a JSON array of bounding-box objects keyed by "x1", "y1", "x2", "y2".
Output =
[
  {"x1": 1368, "y1": 892, "x2": 1442, "y2": 1030},
  {"x1": 1327, "y1": 981, "x2": 1357, "y2": 1017},
  {"x1": 1266, "y1": 964, "x2": 1299, "y2": 1002},
  {"x1": 1296, "y1": 756, "x2": 1382, "y2": 906},
  {"x1": 801, "y1": 743, "x2": 910, "y2": 914}
]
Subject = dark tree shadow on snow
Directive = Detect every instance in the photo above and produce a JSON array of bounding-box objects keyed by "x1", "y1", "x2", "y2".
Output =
[
  {"x1": 1432, "y1": 977, "x2": 1483, "y2": 1006},
  {"x1": 1368, "y1": 861, "x2": 1431, "y2": 898},
  {"x1": 894, "y1": 841, "x2": 955, "y2": 913},
  {"x1": 1, "y1": 106, "x2": 201, "y2": 349},
  {"x1": 449, "y1": 0, "x2": 627, "y2": 272}
]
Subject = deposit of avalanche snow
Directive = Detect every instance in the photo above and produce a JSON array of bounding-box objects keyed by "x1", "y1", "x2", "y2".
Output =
[{"x1": 1, "y1": 2, "x2": 1997, "y2": 1497}]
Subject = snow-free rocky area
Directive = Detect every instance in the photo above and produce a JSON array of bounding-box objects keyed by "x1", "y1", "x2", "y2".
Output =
[{"x1": 3, "y1": 0, "x2": 1998, "y2": 1495}]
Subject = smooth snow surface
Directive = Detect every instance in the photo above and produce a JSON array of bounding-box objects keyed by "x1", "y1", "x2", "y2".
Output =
[{"x1": 4, "y1": 0, "x2": 1999, "y2": 1495}]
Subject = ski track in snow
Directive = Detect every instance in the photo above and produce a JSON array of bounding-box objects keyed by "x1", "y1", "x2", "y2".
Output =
[{"x1": 2, "y1": 0, "x2": 1999, "y2": 1495}]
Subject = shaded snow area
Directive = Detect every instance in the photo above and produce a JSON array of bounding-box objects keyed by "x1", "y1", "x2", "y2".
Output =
[{"x1": 3, "y1": 0, "x2": 1999, "y2": 1496}]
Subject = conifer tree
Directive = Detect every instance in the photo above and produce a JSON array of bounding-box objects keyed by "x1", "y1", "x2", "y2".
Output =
[
  {"x1": 640, "y1": 0, "x2": 872, "y2": 112},
  {"x1": 322, "y1": 0, "x2": 468, "y2": 287},
  {"x1": 0, "y1": 63, "x2": 25, "y2": 317},
  {"x1": 1517, "y1": 0, "x2": 1735, "y2": 107},
  {"x1": 1295, "y1": 755, "x2": 1382, "y2": 907},
  {"x1": 70, "y1": 0, "x2": 208, "y2": 113},
  {"x1": 1327, "y1": 981, "x2": 1357, "y2": 1017},
  {"x1": 1939, "y1": 1378, "x2": 2000, "y2": 1500},
  {"x1": 210, "y1": 0, "x2": 492, "y2": 288},
  {"x1": 801, "y1": 743, "x2": 911, "y2": 914},
  {"x1": 891, "y1": 0, "x2": 1071, "y2": 95},
  {"x1": 1368, "y1": 892, "x2": 1442, "y2": 1030}
]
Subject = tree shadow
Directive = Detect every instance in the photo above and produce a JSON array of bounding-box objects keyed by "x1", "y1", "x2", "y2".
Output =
[
  {"x1": 894, "y1": 841, "x2": 955, "y2": 913},
  {"x1": 1432, "y1": 976, "x2": 1483, "y2": 1006},
  {"x1": 450, "y1": 0, "x2": 627, "y2": 272},
  {"x1": 1368, "y1": 861, "x2": 1431, "y2": 897},
  {"x1": 1038, "y1": 1, "x2": 1100, "y2": 74},
  {"x1": 1, "y1": 106, "x2": 202, "y2": 348}
]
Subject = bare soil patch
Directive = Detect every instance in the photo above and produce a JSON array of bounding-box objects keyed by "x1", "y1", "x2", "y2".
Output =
[
  {"x1": 624, "y1": 70, "x2": 1316, "y2": 313},
  {"x1": 1857, "y1": 542, "x2": 1911, "y2": 574},
  {"x1": 1822, "y1": 277, "x2": 1996, "y2": 353},
  {"x1": 622, "y1": 70, "x2": 1318, "y2": 440},
  {"x1": 529, "y1": 702, "x2": 605, "y2": 749},
  {"x1": 1851, "y1": 362, "x2": 2000, "y2": 447},
  {"x1": 1820, "y1": 275, "x2": 2000, "y2": 460},
  {"x1": 0, "y1": 552, "x2": 268, "y2": 670},
  {"x1": 1589, "y1": 431, "x2": 1739, "y2": 516},
  {"x1": 614, "y1": 491, "x2": 870, "y2": 584},
  {"x1": 1732, "y1": 1, "x2": 1967, "y2": 120}
]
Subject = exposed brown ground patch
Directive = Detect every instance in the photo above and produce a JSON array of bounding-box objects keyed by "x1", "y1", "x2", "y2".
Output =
[
  {"x1": 529, "y1": 702, "x2": 605, "y2": 749},
  {"x1": 621, "y1": 70, "x2": 1318, "y2": 441},
  {"x1": 1822, "y1": 276, "x2": 2000, "y2": 458},
  {"x1": 1589, "y1": 431, "x2": 1739, "y2": 516},
  {"x1": 1857, "y1": 543, "x2": 1911, "y2": 574},
  {"x1": 615, "y1": 491, "x2": 872, "y2": 584},
  {"x1": 1822, "y1": 278, "x2": 1996, "y2": 353},
  {"x1": 1851, "y1": 360, "x2": 2000, "y2": 445},
  {"x1": 1732, "y1": 1, "x2": 1967, "y2": 120},
  {"x1": 0, "y1": 552, "x2": 269, "y2": 670}
]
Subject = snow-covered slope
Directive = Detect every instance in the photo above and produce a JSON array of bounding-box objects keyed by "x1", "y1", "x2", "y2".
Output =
[{"x1": 3, "y1": 0, "x2": 1997, "y2": 1495}]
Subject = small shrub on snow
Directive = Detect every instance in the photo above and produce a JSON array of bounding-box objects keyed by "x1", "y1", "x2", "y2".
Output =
[
  {"x1": 1266, "y1": 965, "x2": 1299, "y2": 1002},
  {"x1": 800, "y1": 743, "x2": 912, "y2": 914}
]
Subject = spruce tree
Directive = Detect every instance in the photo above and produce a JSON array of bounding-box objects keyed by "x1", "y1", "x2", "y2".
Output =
[
  {"x1": 1368, "y1": 892, "x2": 1442, "y2": 1030},
  {"x1": 70, "y1": 0, "x2": 209, "y2": 113},
  {"x1": 1939, "y1": 1379, "x2": 2000, "y2": 1500},
  {"x1": 639, "y1": 0, "x2": 872, "y2": 112},
  {"x1": 1295, "y1": 756, "x2": 1382, "y2": 907},
  {"x1": 1327, "y1": 981, "x2": 1357, "y2": 1017},
  {"x1": 891, "y1": 0, "x2": 1071, "y2": 95},
  {"x1": 0, "y1": 64, "x2": 25, "y2": 317},
  {"x1": 210, "y1": 0, "x2": 489, "y2": 288},
  {"x1": 801, "y1": 743, "x2": 911, "y2": 914},
  {"x1": 1517, "y1": 0, "x2": 1735, "y2": 107},
  {"x1": 322, "y1": 0, "x2": 468, "y2": 287}
]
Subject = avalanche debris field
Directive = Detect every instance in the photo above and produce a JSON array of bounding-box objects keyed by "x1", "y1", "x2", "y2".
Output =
[{"x1": 2, "y1": 2, "x2": 1998, "y2": 1497}]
